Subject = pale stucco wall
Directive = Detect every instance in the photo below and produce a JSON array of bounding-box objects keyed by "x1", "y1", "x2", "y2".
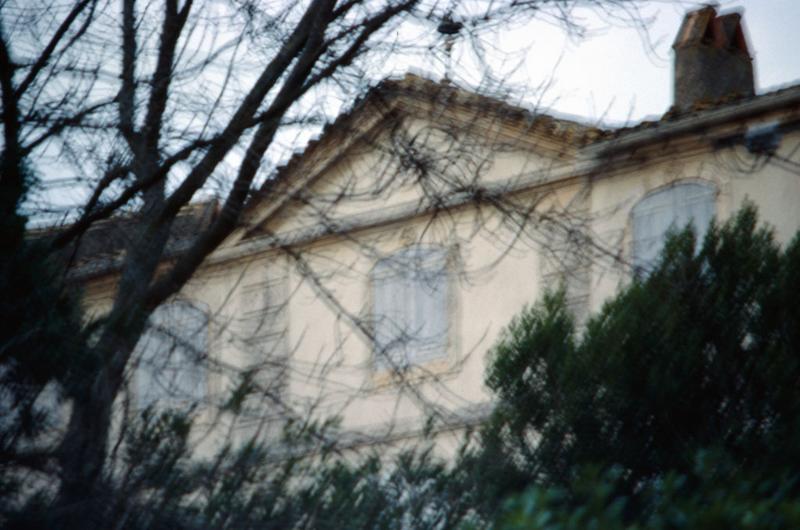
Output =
[
  {"x1": 78, "y1": 104, "x2": 800, "y2": 456},
  {"x1": 587, "y1": 125, "x2": 800, "y2": 312}
]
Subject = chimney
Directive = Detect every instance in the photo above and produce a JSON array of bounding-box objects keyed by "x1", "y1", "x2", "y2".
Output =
[{"x1": 672, "y1": 5, "x2": 754, "y2": 113}]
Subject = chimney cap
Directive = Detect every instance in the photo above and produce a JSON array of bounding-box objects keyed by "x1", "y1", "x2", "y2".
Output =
[{"x1": 673, "y1": 4, "x2": 750, "y2": 57}]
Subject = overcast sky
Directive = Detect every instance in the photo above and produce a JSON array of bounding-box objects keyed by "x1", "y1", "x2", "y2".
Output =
[
  {"x1": 410, "y1": 1, "x2": 800, "y2": 125},
  {"x1": 29, "y1": 0, "x2": 800, "y2": 220},
  {"x1": 502, "y1": 0, "x2": 800, "y2": 124}
]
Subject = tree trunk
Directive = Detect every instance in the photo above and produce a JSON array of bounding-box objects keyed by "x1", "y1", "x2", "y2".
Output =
[
  {"x1": 54, "y1": 205, "x2": 173, "y2": 525},
  {"x1": 55, "y1": 368, "x2": 115, "y2": 527}
]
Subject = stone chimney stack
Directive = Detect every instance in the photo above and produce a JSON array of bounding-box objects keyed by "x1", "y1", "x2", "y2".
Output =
[{"x1": 672, "y1": 5, "x2": 754, "y2": 113}]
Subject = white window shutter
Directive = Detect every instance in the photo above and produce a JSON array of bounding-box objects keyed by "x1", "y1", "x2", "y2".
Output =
[
  {"x1": 633, "y1": 182, "x2": 715, "y2": 270},
  {"x1": 373, "y1": 269, "x2": 402, "y2": 365},
  {"x1": 682, "y1": 185, "x2": 715, "y2": 244},
  {"x1": 134, "y1": 307, "x2": 167, "y2": 409},
  {"x1": 408, "y1": 268, "x2": 429, "y2": 363},
  {"x1": 174, "y1": 303, "x2": 208, "y2": 404},
  {"x1": 133, "y1": 302, "x2": 208, "y2": 409},
  {"x1": 372, "y1": 246, "x2": 449, "y2": 367},
  {"x1": 411, "y1": 262, "x2": 446, "y2": 362},
  {"x1": 396, "y1": 271, "x2": 413, "y2": 365}
]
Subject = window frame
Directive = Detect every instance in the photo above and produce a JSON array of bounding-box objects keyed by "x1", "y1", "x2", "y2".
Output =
[
  {"x1": 630, "y1": 180, "x2": 716, "y2": 273},
  {"x1": 370, "y1": 245, "x2": 451, "y2": 369},
  {"x1": 133, "y1": 299, "x2": 210, "y2": 410}
]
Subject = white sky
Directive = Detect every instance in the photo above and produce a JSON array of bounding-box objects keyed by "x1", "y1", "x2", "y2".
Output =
[
  {"x1": 28, "y1": 0, "x2": 800, "y2": 221},
  {"x1": 432, "y1": 0, "x2": 800, "y2": 125}
]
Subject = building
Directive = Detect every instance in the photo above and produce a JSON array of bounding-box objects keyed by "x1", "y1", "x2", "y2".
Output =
[{"x1": 77, "y1": 6, "x2": 800, "y2": 454}]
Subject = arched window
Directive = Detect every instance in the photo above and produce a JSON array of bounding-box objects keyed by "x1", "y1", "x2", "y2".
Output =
[
  {"x1": 134, "y1": 301, "x2": 208, "y2": 408},
  {"x1": 632, "y1": 182, "x2": 715, "y2": 270},
  {"x1": 372, "y1": 246, "x2": 449, "y2": 367}
]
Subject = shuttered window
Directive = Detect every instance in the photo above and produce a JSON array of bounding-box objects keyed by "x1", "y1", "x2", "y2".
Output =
[
  {"x1": 632, "y1": 182, "x2": 715, "y2": 271},
  {"x1": 134, "y1": 301, "x2": 208, "y2": 409},
  {"x1": 372, "y1": 246, "x2": 449, "y2": 367}
]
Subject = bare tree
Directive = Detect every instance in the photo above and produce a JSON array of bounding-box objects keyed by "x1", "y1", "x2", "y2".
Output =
[{"x1": 0, "y1": 0, "x2": 656, "y2": 526}]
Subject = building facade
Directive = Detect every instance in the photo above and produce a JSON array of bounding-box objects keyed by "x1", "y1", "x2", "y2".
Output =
[{"x1": 79, "y1": 6, "x2": 800, "y2": 454}]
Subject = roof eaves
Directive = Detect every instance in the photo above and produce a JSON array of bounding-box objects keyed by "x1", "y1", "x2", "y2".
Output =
[{"x1": 586, "y1": 83, "x2": 800, "y2": 158}]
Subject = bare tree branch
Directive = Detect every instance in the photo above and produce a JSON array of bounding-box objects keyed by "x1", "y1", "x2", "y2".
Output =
[{"x1": 14, "y1": 0, "x2": 94, "y2": 98}]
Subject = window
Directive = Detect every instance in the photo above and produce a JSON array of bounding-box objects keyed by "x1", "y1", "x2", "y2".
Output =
[
  {"x1": 238, "y1": 263, "x2": 288, "y2": 362},
  {"x1": 632, "y1": 182, "x2": 715, "y2": 270},
  {"x1": 134, "y1": 301, "x2": 208, "y2": 409},
  {"x1": 372, "y1": 246, "x2": 449, "y2": 367}
]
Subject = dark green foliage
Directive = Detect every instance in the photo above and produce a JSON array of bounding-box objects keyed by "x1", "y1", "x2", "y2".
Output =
[
  {"x1": 101, "y1": 418, "x2": 471, "y2": 530},
  {"x1": 477, "y1": 205, "x2": 800, "y2": 525},
  {"x1": 494, "y1": 450, "x2": 800, "y2": 530},
  {"x1": 0, "y1": 167, "x2": 91, "y2": 522}
]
